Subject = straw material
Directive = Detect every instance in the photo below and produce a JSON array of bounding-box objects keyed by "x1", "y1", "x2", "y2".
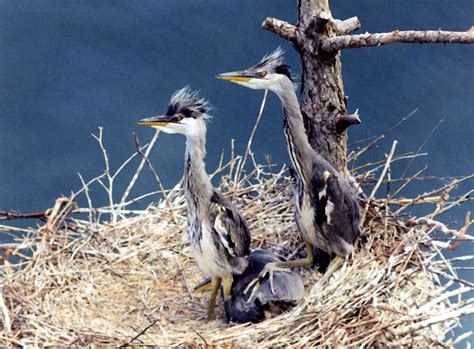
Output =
[{"x1": 1, "y1": 128, "x2": 473, "y2": 347}]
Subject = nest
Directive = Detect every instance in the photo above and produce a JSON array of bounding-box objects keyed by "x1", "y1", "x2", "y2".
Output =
[{"x1": 1, "y1": 126, "x2": 473, "y2": 347}]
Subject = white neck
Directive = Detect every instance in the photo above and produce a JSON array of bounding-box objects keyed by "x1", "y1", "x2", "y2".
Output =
[
  {"x1": 183, "y1": 123, "x2": 213, "y2": 207},
  {"x1": 273, "y1": 78, "x2": 314, "y2": 178}
]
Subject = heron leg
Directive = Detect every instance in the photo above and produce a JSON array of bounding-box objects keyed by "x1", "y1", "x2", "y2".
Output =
[
  {"x1": 310, "y1": 255, "x2": 344, "y2": 294},
  {"x1": 312, "y1": 246, "x2": 332, "y2": 273},
  {"x1": 222, "y1": 276, "x2": 233, "y2": 300},
  {"x1": 245, "y1": 243, "x2": 314, "y2": 299},
  {"x1": 207, "y1": 276, "x2": 222, "y2": 320}
]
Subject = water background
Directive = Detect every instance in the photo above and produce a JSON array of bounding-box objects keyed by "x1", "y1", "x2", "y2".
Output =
[{"x1": 1, "y1": 0, "x2": 473, "y2": 341}]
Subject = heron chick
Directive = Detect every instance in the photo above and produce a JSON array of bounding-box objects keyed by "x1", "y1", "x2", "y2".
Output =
[
  {"x1": 138, "y1": 87, "x2": 251, "y2": 319},
  {"x1": 194, "y1": 249, "x2": 304, "y2": 323},
  {"x1": 218, "y1": 48, "x2": 361, "y2": 292},
  {"x1": 224, "y1": 249, "x2": 304, "y2": 323}
]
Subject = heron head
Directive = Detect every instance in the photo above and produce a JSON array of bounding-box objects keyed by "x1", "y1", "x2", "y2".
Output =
[
  {"x1": 137, "y1": 87, "x2": 210, "y2": 137},
  {"x1": 217, "y1": 47, "x2": 293, "y2": 94}
]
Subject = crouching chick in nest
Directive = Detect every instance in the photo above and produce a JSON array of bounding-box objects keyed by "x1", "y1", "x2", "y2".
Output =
[
  {"x1": 225, "y1": 249, "x2": 304, "y2": 323},
  {"x1": 138, "y1": 87, "x2": 251, "y2": 320},
  {"x1": 195, "y1": 249, "x2": 304, "y2": 323}
]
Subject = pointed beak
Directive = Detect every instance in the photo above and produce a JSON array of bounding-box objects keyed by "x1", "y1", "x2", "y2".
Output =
[
  {"x1": 216, "y1": 70, "x2": 253, "y2": 82},
  {"x1": 137, "y1": 115, "x2": 172, "y2": 127}
]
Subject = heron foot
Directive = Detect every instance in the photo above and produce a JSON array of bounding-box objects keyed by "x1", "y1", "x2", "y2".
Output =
[
  {"x1": 207, "y1": 276, "x2": 221, "y2": 320},
  {"x1": 244, "y1": 262, "x2": 292, "y2": 301}
]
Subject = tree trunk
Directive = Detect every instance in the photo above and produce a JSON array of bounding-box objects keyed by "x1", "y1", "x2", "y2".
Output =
[
  {"x1": 297, "y1": 0, "x2": 349, "y2": 173},
  {"x1": 262, "y1": 0, "x2": 473, "y2": 175}
]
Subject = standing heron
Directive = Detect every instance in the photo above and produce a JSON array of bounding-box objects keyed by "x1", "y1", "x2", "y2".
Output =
[
  {"x1": 217, "y1": 48, "x2": 361, "y2": 290},
  {"x1": 138, "y1": 87, "x2": 251, "y2": 319}
]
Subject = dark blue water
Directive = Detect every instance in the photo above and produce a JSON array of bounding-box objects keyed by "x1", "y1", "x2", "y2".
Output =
[{"x1": 1, "y1": 0, "x2": 473, "y2": 341}]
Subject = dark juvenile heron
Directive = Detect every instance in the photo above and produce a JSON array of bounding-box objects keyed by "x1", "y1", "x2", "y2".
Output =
[
  {"x1": 138, "y1": 87, "x2": 251, "y2": 319},
  {"x1": 217, "y1": 48, "x2": 361, "y2": 291},
  {"x1": 224, "y1": 249, "x2": 304, "y2": 323},
  {"x1": 194, "y1": 249, "x2": 304, "y2": 323}
]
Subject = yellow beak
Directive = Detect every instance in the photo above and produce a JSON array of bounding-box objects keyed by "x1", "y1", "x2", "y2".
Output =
[
  {"x1": 217, "y1": 76, "x2": 251, "y2": 82},
  {"x1": 137, "y1": 120, "x2": 169, "y2": 127}
]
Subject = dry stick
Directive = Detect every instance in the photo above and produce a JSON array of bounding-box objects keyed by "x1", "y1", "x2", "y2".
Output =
[
  {"x1": 77, "y1": 173, "x2": 94, "y2": 226},
  {"x1": 0, "y1": 287, "x2": 11, "y2": 337},
  {"x1": 195, "y1": 331, "x2": 209, "y2": 347},
  {"x1": 388, "y1": 195, "x2": 469, "y2": 206},
  {"x1": 209, "y1": 148, "x2": 226, "y2": 180},
  {"x1": 232, "y1": 89, "x2": 268, "y2": 197},
  {"x1": 410, "y1": 213, "x2": 473, "y2": 251},
  {"x1": 352, "y1": 152, "x2": 426, "y2": 173},
  {"x1": 420, "y1": 226, "x2": 461, "y2": 289},
  {"x1": 120, "y1": 130, "x2": 160, "y2": 211},
  {"x1": 452, "y1": 332, "x2": 474, "y2": 346},
  {"x1": 361, "y1": 140, "x2": 398, "y2": 226},
  {"x1": 228, "y1": 139, "x2": 236, "y2": 180},
  {"x1": 394, "y1": 174, "x2": 474, "y2": 215},
  {"x1": 133, "y1": 133, "x2": 175, "y2": 221},
  {"x1": 321, "y1": 28, "x2": 474, "y2": 53},
  {"x1": 384, "y1": 174, "x2": 462, "y2": 184},
  {"x1": 350, "y1": 108, "x2": 418, "y2": 146},
  {"x1": 92, "y1": 127, "x2": 117, "y2": 222},
  {"x1": 433, "y1": 190, "x2": 474, "y2": 217},
  {"x1": 400, "y1": 118, "x2": 443, "y2": 180},
  {"x1": 349, "y1": 135, "x2": 385, "y2": 164},
  {"x1": 119, "y1": 317, "x2": 161, "y2": 348},
  {"x1": 395, "y1": 306, "x2": 474, "y2": 337},
  {"x1": 0, "y1": 210, "x2": 48, "y2": 221},
  {"x1": 368, "y1": 141, "x2": 398, "y2": 199},
  {"x1": 391, "y1": 165, "x2": 428, "y2": 198},
  {"x1": 174, "y1": 255, "x2": 193, "y2": 301}
]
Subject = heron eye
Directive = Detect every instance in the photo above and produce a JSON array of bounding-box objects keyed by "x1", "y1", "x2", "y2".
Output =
[
  {"x1": 259, "y1": 71, "x2": 267, "y2": 77},
  {"x1": 175, "y1": 115, "x2": 184, "y2": 122}
]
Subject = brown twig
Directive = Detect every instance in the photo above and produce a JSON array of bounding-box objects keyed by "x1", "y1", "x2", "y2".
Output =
[
  {"x1": 361, "y1": 140, "x2": 398, "y2": 225},
  {"x1": 233, "y1": 89, "x2": 268, "y2": 197},
  {"x1": 0, "y1": 210, "x2": 48, "y2": 222},
  {"x1": 133, "y1": 133, "x2": 176, "y2": 221},
  {"x1": 400, "y1": 119, "x2": 443, "y2": 180},
  {"x1": 119, "y1": 317, "x2": 161, "y2": 348},
  {"x1": 350, "y1": 108, "x2": 418, "y2": 147},
  {"x1": 394, "y1": 174, "x2": 474, "y2": 215}
]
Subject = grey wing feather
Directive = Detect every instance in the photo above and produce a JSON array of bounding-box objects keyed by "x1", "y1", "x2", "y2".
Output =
[
  {"x1": 325, "y1": 174, "x2": 361, "y2": 245},
  {"x1": 257, "y1": 270, "x2": 304, "y2": 304},
  {"x1": 309, "y1": 156, "x2": 361, "y2": 255},
  {"x1": 211, "y1": 190, "x2": 251, "y2": 258}
]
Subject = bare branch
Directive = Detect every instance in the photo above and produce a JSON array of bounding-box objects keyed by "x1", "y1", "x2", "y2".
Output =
[
  {"x1": 262, "y1": 17, "x2": 298, "y2": 43},
  {"x1": 400, "y1": 119, "x2": 443, "y2": 180},
  {"x1": 332, "y1": 17, "x2": 361, "y2": 35},
  {"x1": 133, "y1": 133, "x2": 176, "y2": 222},
  {"x1": 0, "y1": 210, "x2": 48, "y2": 221},
  {"x1": 406, "y1": 211, "x2": 473, "y2": 251},
  {"x1": 336, "y1": 108, "x2": 361, "y2": 133},
  {"x1": 233, "y1": 89, "x2": 268, "y2": 198},
  {"x1": 119, "y1": 130, "x2": 160, "y2": 209},
  {"x1": 361, "y1": 140, "x2": 398, "y2": 225},
  {"x1": 322, "y1": 27, "x2": 474, "y2": 53},
  {"x1": 350, "y1": 108, "x2": 418, "y2": 147}
]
